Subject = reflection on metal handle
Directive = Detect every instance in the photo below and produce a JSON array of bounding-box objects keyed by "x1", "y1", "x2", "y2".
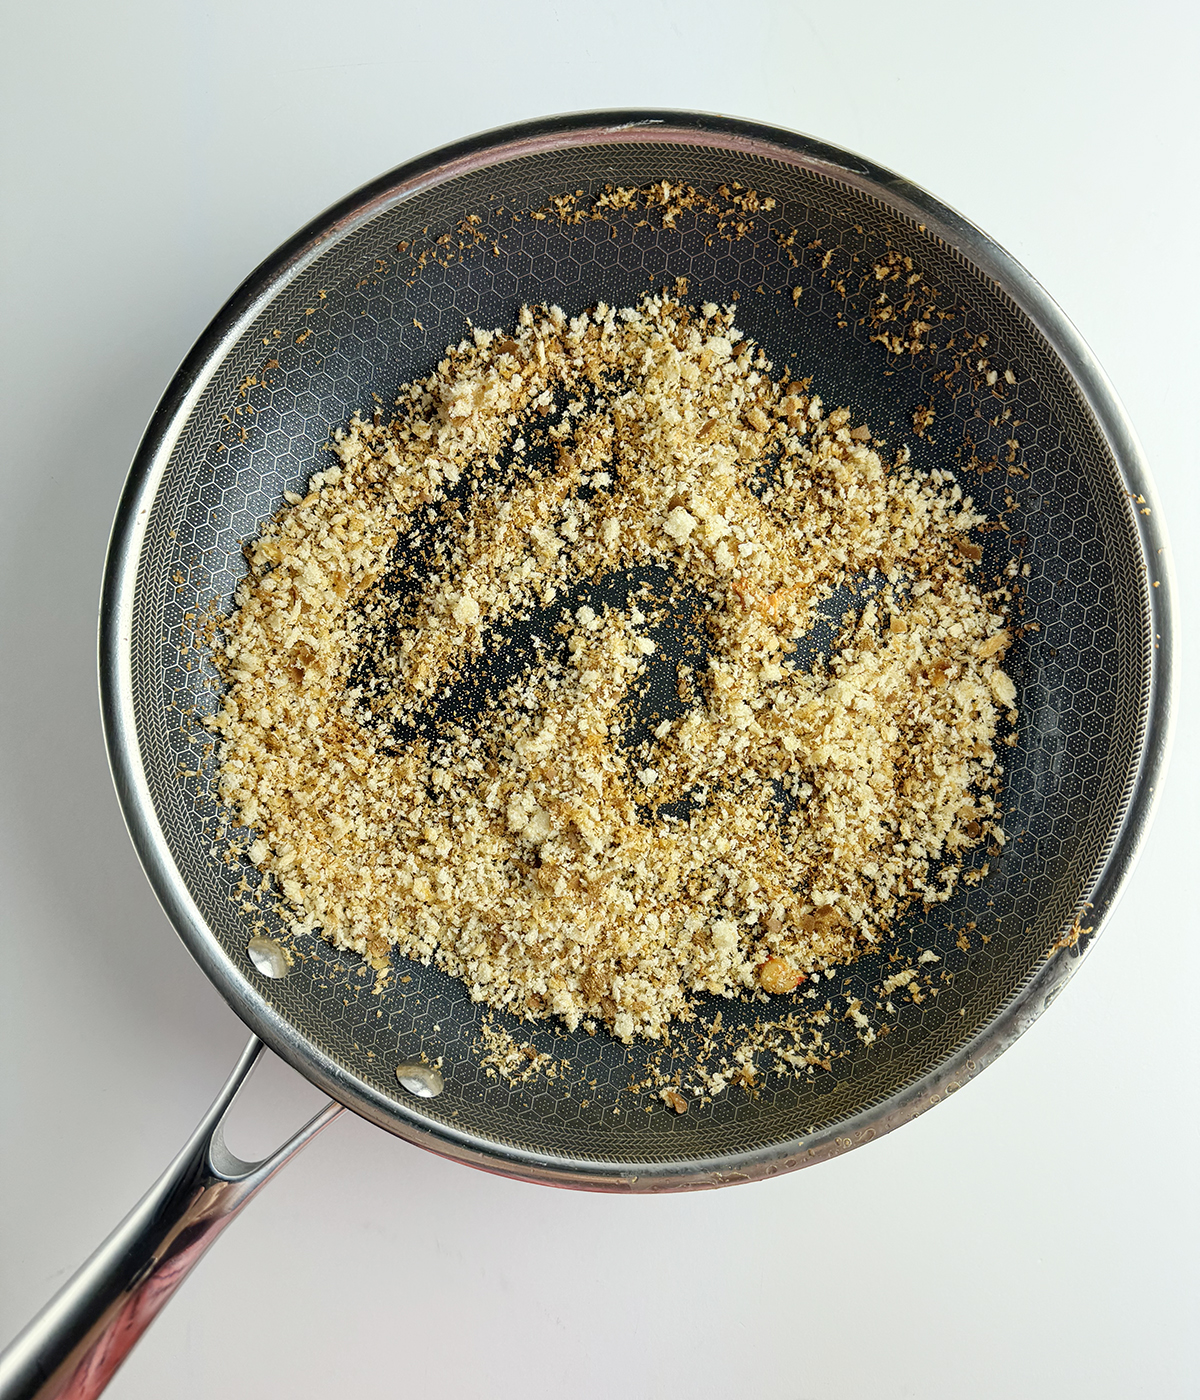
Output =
[{"x1": 0, "y1": 1037, "x2": 343, "y2": 1400}]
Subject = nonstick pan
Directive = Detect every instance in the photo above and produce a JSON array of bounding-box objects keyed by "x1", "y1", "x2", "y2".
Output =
[{"x1": 0, "y1": 111, "x2": 1175, "y2": 1400}]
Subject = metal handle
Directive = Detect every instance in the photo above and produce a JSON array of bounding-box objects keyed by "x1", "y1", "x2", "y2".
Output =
[{"x1": 0, "y1": 1037, "x2": 344, "y2": 1400}]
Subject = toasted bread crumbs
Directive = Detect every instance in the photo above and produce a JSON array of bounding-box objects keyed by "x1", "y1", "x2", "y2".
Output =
[
  {"x1": 209, "y1": 293, "x2": 1014, "y2": 1044},
  {"x1": 476, "y1": 1017, "x2": 564, "y2": 1083}
]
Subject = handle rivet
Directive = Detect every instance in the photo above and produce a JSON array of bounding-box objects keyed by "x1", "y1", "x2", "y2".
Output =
[
  {"x1": 247, "y1": 937, "x2": 289, "y2": 979},
  {"x1": 395, "y1": 1062, "x2": 444, "y2": 1097}
]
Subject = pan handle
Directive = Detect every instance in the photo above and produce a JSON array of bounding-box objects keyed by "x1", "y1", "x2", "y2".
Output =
[{"x1": 0, "y1": 1036, "x2": 344, "y2": 1400}]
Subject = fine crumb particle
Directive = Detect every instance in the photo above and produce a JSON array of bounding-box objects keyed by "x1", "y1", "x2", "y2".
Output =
[
  {"x1": 209, "y1": 292, "x2": 1013, "y2": 1045},
  {"x1": 989, "y1": 669, "x2": 1017, "y2": 708}
]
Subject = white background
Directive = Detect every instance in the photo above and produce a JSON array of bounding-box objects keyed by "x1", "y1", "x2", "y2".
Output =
[{"x1": 2, "y1": 3, "x2": 1197, "y2": 1397}]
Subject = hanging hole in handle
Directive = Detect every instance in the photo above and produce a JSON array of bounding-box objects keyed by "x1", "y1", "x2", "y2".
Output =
[{"x1": 215, "y1": 1044, "x2": 333, "y2": 1163}]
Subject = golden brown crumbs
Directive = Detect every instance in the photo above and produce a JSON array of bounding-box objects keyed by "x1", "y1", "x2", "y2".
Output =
[
  {"x1": 1051, "y1": 907, "x2": 1094, "y2": 953},
  {"x1": 209, "y1": 293, "x2": 1014, "y2": 1044},
  {"x1": 475, "y1": 1018, "x2": 563, "y2": 1084}
]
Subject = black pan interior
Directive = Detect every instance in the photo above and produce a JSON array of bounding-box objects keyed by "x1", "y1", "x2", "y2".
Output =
[{"x1": 130, "y1": 132, "x2": 1149, "y2": 1169}]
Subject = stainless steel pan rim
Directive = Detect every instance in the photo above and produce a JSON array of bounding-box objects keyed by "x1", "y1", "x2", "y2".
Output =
[{"x1": 99, "y1": 108, "x2": 1176, "y2": 1192}]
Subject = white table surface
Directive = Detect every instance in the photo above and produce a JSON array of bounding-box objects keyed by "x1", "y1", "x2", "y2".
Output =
[{"x1": 2, "y1": 3, "x2": 1197, "y2": 1397}]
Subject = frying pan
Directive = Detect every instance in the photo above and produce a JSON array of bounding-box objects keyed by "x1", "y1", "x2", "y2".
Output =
[{"x1": 0, "y1": 111, "x2": 1175, "y2": 1400}]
